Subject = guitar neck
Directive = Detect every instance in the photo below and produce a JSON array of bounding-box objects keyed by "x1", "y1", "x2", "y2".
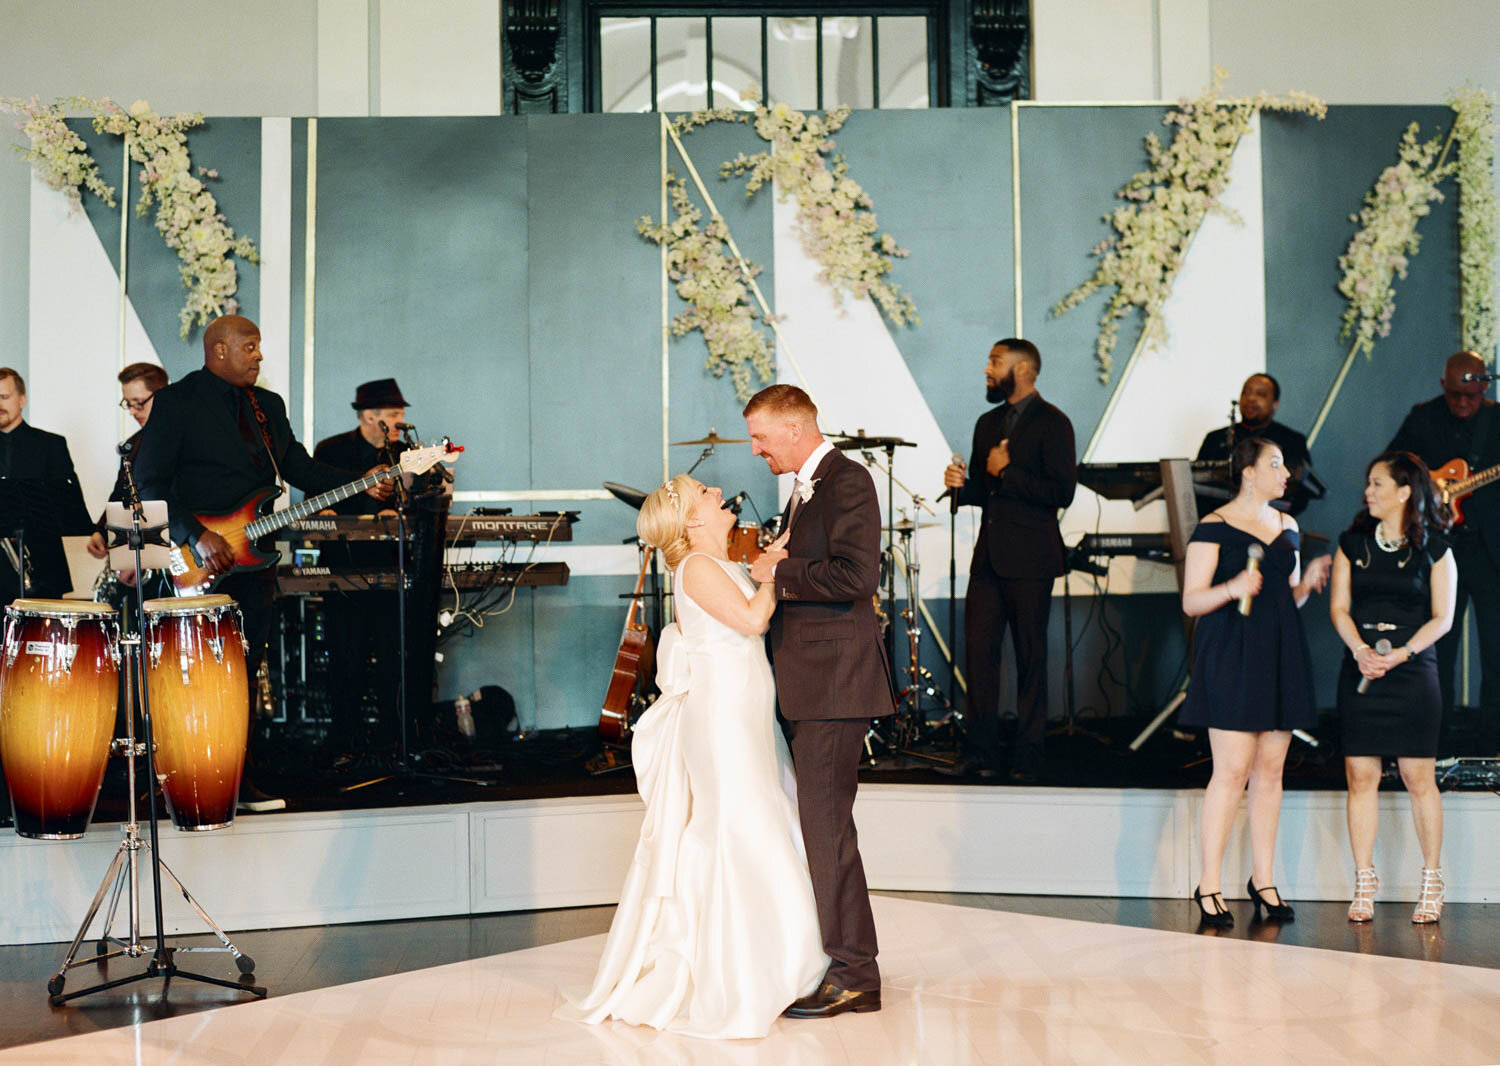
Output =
[
  {"x1": 1456, "y1": 464, "x2": 1500, "y2": 498},
  {"x1": 245, "y1": 472, "x2": 388, "y2": 540}
]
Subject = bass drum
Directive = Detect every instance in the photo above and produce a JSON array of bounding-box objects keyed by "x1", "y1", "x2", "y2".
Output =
[
  {"x1": 726, "y1": 523, "x2": 766, "y2": 565},
  {"x1": 143, "y1": 595, "x2": 250, "y2": 831},
  {"x1": 0, "y1": 600, "x2": 119, "y2": 839}
]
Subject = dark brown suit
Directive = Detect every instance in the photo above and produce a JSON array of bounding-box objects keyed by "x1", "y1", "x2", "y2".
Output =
[{"x1": 768, "y1": 447, "x2": 894, "y2": 993}]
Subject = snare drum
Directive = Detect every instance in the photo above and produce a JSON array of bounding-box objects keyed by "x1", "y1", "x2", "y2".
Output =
[
  {"x1": 0, "y1": 600, "x2": 119, "y2": 839},
  {"x1": 142, "y1": 595, "x2": 249, "y2": 832},
  {"x1": 726, "y1": 523, "x2": 765, "y2": 565}
]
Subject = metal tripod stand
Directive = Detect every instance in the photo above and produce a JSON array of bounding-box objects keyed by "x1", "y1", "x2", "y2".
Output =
[{"x1": 46, "y1": 468, "x2": 265, "y2": 1005}]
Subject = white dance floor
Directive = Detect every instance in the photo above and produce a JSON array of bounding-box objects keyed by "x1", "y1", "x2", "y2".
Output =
[{"x1": 2, "y1": 895, "x2": 1495, "y2": 1065}]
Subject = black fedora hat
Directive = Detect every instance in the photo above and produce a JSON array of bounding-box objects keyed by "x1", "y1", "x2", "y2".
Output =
[{"x1": 352, "y1": 378, "x2": 411, "y2": 410}]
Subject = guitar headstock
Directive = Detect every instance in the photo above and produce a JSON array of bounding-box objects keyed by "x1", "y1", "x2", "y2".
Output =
[{"x1": 398, "y1": 442, "x2": 463, "y2": 477}]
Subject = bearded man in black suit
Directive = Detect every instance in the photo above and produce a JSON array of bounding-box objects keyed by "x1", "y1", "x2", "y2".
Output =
[
  {"x1": 0, "y1": 367, "x2": 94, "y2": 602},
  {"x1": 941, "y1": 338, "x2": 1077, "y2": 783}
]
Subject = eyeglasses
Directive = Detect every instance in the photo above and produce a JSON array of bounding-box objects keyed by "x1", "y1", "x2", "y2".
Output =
[{"x1": 118, "y1": 397, "x2": 153, "y2": 412}]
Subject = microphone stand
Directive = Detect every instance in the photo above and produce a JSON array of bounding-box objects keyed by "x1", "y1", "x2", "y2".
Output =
[{"x1": 48, "y1": 456, "x2": 264, "y2": 1005}]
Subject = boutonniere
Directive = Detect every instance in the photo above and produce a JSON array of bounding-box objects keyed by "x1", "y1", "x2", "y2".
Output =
[{"x1": 796, "y1": 478, "x2": 821, "y2": 504}]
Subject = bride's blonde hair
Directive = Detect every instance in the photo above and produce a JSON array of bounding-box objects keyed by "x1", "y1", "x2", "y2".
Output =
[{"x1": 637, "y1": 474, "x2": 696, "y2": 568}]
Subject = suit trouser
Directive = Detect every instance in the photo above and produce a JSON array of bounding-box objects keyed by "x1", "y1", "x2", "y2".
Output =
[
  {"x1": 964, "y1": 555, "x2": 1053, "y2": 769},
  {"x1": 786, "y1": 716, "x2": 880, "y2": 992},
  {"x1": 1437, "y1": 536, "x2": 1500, "y2": 746}
]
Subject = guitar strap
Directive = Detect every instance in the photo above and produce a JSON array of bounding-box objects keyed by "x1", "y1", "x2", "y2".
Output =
[{"x1": 241, "y1": 388, "x2": 286, "y2": 493}]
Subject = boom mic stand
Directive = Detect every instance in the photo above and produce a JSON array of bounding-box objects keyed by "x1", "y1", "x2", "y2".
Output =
[{"x1": 48, "y1": 457, "x2": 264, "y2": 1005}]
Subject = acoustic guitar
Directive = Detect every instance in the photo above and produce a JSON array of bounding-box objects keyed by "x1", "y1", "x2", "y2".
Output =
[
  {"x1": 599, "y1": 548, "x2": 654, "y2": 743},
  {"x1": 1430, "y1": 457, "x2": 1500, "y2": 526},
  {"x1": 164, "y1": 443, "x2": 461, "y2": 595}
]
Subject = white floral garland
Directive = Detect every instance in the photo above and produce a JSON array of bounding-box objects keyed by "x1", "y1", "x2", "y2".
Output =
[
  {"x1": 1052, "y1": 69, "x2": 1325, "y2": 382},
  {"x1": 640, "y1": 92, "x2": 916, "y2": 398},
  {"x1": 1450, "y1": 87, "x2": 1497, "y2": 359},
  {"x1": 637, "y1": 174, "x2": 777, "y2": 402},
  {"x1": 2, "y1": 95, "x2": 258, "y2": 338},
  {"x1": 1336, "y1": 122, "x2": 1456, "y2": 359}
]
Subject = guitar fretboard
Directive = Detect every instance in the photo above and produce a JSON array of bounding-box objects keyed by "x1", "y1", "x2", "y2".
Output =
[{"x1": 244, "y1": 472, "x2": 389, "y2": 541}]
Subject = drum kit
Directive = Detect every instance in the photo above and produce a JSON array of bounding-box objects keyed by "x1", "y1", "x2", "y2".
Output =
[{"x1": 0, "y1": 469, "x2": 265, "y2": 1005}]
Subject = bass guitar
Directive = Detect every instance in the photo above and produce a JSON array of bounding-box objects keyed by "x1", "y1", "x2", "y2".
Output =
[
  {"x1": 599, "y1": 548, "x2": 654, "y2": 743},
  {"x1": 164, "y1": 443, "x2": 462, "y2": 595},
  {"x1": 1430, "y1": 457, "x2": 1500, "y2": 526}
]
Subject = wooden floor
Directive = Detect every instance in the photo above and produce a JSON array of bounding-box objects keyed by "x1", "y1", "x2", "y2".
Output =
[{"x1": 2, "y1": 891, "x2": 1496, "y2": 1054}]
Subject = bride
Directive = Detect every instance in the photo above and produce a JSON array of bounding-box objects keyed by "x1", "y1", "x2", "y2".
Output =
[{"x1": 558, "y1": 474, "x2": 827, "y2": 1039}]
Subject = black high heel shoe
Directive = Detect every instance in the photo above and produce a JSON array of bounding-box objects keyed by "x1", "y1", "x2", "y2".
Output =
[
  {"x1": 1247, "y1": 878, "x2": 1295, "y2": 921},
  {"x1": 1193, "y1": 885, "x2": 1234, "y2": 928}
]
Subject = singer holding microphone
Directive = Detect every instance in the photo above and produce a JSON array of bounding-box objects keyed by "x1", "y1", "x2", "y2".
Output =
[
  {"x1": 1329, "y1": 451, "x2": 1455, "y2": 923},
  {"x1": 939, "y1": 338, "x2": 1076, "y2": 783},
  {"x1": 1180, "y1": 438, "x2": 1331, "y2": 927}
]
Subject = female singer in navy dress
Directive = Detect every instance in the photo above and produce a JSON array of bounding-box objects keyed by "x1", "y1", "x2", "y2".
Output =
[
  {"x1": 1329, "y1": 452, "x2": 1455, "y2": 924},
  {"x1": 1180, "y1": 438, "x2": 1331, "y2": 927}
]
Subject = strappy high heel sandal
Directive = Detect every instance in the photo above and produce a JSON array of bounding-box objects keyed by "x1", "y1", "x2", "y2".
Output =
[
  {"x1": 1413, "y1": 868, "x2": 1444, "y2": 924},
  {"x1": 1348, "y1": 867, "x2": 1378, "y2": 922}
]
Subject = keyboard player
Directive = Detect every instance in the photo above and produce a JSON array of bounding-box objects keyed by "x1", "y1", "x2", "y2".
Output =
[
  {"x1": 1196, "y1": 373, "x2": 1321, "y2": 516},
  {"x1": 309, "y1": 379, "x2": 410, "y2": 765}
]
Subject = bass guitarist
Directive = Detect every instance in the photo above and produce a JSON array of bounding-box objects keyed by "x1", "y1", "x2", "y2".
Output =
[
  {"x1": 135, "y1": 315, "x2": 392, "y2": 811},
  {"x1": 1387, "y1": 349, "x2": 1500, "y2": 750}
]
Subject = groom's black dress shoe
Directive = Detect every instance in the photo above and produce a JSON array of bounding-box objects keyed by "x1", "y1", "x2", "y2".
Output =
[{"x1": 783, "y1": 982, "x2": 882, "y2": 1019}]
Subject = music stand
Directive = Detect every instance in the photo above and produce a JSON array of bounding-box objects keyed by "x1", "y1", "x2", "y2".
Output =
[{"x1": 0, "y1": 477, "x2": 93, "y2": 599}]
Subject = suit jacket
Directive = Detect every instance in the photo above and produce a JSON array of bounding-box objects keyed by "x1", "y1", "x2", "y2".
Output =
[
  {"x1": 0, "y1": 422, "x2": 94, "y2": 600},
  {"x1": 136, "y1": 367, "x2": 355, "y2": 548},
  {"x1": 1388, "y1": 396, "x2": 1500, "y2": 561},
  {"x1": 1196, "y1": 418, "x2": 1317, "y2": 515},
  {"x1": 768, "y1": 448, "x2": 896, "y2": 721},
  {"x1": 956, "y1": 393, "x2": 1077, "y2": 579}
]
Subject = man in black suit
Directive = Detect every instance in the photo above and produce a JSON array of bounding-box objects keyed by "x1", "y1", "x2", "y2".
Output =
[
  {"x1": 1387, "y1": 349, "x2": 1500, "y2": 748},
  {"x1": 135, "y1": 315, "x2": 390, "y2": 809},
  {"x1": 744, "y1": 384, "x2": 893, "y2": 1020},
  {"x1": 941, "y1": 338, "x2": 1077, "y2": 782},
  {"x1": 0, "y1": 367, "x2": 94, "y2": 603}
]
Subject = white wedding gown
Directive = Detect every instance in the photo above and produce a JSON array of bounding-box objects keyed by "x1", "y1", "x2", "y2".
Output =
[{"x1": 558, "y1": 554, "x2": 828, "y2": 1039}]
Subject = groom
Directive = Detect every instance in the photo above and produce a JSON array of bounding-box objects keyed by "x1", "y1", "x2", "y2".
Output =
[{"x1": 745, "y1": 384, "x2": 893, "y2": 1019}]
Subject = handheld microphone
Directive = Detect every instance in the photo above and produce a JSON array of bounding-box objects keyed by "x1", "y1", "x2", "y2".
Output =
[
  {"x1": 1238, "y1": 543, "x2": 1264, "y2": 616},
  {"x1": 1356, "y1": 638, "x2": 1393, "y2": 695},
  {"x1": 937, "y1": 452, "x2": 965, "y2": 514},
  {"x1": 724, "y1": 491, "x2": 748, "y2": 515}
]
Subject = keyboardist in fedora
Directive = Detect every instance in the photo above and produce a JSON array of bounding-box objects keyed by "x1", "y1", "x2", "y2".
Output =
[{"x1": 311, "y1": 378, "x2": 411, "y2": 766}]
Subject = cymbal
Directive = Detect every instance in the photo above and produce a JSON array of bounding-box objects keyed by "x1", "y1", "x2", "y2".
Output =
[
  {"x1": 885, "y1": 519, "x2": 940, "y2": 533},
  {"x1": 671, "y1": 429, "x2": 748, "y2": 446},
  {"x1": 831, "y1": 432, "x2": 915, "y2": 451}
]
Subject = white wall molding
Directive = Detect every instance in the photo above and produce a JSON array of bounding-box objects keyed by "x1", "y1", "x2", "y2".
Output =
[{"x1": 4, "y1": 785, "x2": 1496, "y2": 945}]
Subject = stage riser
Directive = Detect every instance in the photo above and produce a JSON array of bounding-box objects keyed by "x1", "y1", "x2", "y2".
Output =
[{"x1": 3, "y1": 786, "x2": 1497, "y2": 945}]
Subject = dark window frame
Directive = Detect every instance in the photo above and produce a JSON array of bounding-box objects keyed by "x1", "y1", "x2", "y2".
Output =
[{"x1": 585, "y1": 1, "x2": 949, "y2": 113}]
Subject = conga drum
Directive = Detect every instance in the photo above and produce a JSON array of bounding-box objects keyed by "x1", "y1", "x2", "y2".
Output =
[
  {"x1": 726, "y1": 523, "x2": 765, "y2": 565},
  {"x1": 0, "y1": 600, "x2": 119, "y2": 839},
  {"x1": 142, "y1": 595, "x2": 249, "y2": 831}
]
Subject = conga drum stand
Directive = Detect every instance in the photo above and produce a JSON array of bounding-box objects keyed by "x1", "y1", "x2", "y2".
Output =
[{"x1": 45, "y1": 475, "x2": 266, "y2": 1005}]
